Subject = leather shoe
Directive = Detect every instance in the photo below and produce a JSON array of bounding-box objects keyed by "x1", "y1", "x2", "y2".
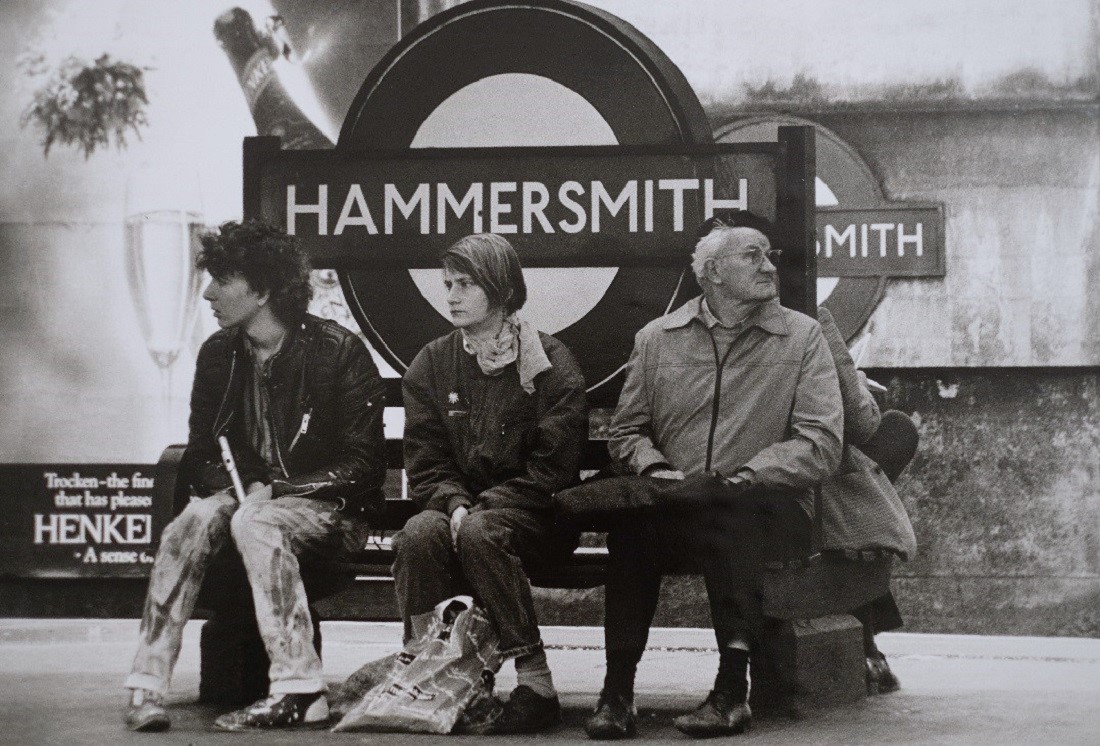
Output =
[
  {"x1": 213, "y1": 691, "x2": 329, "y2": 731},
  {"x1": 866, "y1": 653, "x2": 901, "y2": 694},
  {"x1": 585, "y1": 690, "x2": 637, "y2": 740},
  {"x1": 491, "y1": 685, "x2": 561, "y2": 734},
  {"x1": 673, "y1": 690, "x2": 751, "y2": 738},
  {"x1": 125, "y1": 689, "x2": 170, "y2": 732}
]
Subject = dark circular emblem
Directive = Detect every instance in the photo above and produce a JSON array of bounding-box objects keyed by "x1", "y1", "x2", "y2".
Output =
[{"x1": 336, "y1": 0, "x2": 714, "y2": 406}]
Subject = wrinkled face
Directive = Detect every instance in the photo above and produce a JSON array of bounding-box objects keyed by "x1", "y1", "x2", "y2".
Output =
[
  {"x1": 202, "y1": 273, "x2": 264, "y2": 329},
  {"x1": 443, "y1": 268, "x2": 495, "y2": 332},
  {"x1": 708, "y1": 229, "x2": 779, "y2": 303}
]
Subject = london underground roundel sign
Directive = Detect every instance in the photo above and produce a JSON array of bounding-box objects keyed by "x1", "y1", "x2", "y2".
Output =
[
  {"x1": 338, "y1": 0, "x2": 714, "y2": 406},
  {"x1": 244, "y1": 0, "x2": 817, "y2": 407}
]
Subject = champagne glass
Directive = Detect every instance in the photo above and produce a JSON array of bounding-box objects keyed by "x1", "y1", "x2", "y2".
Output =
[{"x1": 124, "y1": 163, "x2": 205, "y2": 421}]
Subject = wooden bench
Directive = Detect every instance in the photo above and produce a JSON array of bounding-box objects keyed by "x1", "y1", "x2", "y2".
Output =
[{"x1": 156, "y1": 395, "x2": 897, "y2": 713}]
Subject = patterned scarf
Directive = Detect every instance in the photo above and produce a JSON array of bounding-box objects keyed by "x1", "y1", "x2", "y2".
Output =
[{"x1": 461, "y1": 314, "x2": 552, "y2": 394}]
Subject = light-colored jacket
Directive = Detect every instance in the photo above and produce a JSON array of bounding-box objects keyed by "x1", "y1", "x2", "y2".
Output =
[{"x1": 609, "y1": 296, "x2": 844, "y2": 510}]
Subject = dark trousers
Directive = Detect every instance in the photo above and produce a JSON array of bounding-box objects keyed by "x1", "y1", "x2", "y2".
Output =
[
  {"x1": 392, "y1": 507, "x2": 555, "y2": 659},
  {"x1": 852, "y1": 591, "x2": 904, "y2": 656},
  {"x1": 604, "y1": 489, "x2": 812, "y2": 654}
]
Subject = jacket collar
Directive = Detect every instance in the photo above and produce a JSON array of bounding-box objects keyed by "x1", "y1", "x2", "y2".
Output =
[
  {"x1": 661, "y1": 296, "x2": 790, "y2": 336},
  {"x1": 230, "y1": 315, "x2": 311, "y2": 357}
]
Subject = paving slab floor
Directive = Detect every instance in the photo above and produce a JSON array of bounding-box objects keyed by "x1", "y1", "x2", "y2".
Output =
[{"x1": 1, "y1": 620, "x2": 1097, "y2": 745}]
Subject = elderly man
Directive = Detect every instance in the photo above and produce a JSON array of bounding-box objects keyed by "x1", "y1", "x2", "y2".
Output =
[{"x1": 584, "y1": 212, "x2": 843, "y2": 739}]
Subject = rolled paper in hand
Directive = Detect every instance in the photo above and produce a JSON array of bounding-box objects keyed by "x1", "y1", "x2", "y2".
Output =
[{"x1": 218, "y1": 435, "x2": 247, "y2": 502}]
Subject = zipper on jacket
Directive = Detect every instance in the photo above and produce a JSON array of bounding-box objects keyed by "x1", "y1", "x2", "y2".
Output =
[
  {"x1": 704, "y1": 331, "x2": 738, "y2": 472},
  {"x1": 211, "y1": 349, "x2": 238, "y2": 437},
  {"x1": 288, "y1": 410, "x2": 312, "y2": 453},
  {"x1": 270, "y1": 388, "x2": 291, "y2": 478}
]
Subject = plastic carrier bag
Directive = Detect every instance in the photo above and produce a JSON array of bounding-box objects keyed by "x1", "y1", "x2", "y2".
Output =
[{"x1": 332, "y1": 596, "x2": 503, "y2": 734}]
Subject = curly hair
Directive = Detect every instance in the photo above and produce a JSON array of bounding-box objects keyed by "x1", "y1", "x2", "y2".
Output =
[{"x1": 197, "y1": 220, "x2": 312, "y2": 324}]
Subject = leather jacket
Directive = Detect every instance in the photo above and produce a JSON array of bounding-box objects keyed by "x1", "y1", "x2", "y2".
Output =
[{"x1": 179, "y1": 314, "x2": 387, "y2": 520}]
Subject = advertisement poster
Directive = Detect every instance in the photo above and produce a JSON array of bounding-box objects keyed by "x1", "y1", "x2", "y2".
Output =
[{"x1": 2, "y1": 465, "x2": 169, "y2": 577}]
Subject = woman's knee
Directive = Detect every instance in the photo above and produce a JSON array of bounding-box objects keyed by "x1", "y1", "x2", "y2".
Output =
[
  {"x1": 393, "y1": 511, "x2": 450, "y2": 558},
  {"x1": 457, "y1": 511, "x2": 509, "y2": 559}
]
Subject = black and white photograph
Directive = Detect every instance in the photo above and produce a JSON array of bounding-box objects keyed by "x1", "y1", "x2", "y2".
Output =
[{"x1": 0, "y1": 0, "x2": 1097, "y2": 742}]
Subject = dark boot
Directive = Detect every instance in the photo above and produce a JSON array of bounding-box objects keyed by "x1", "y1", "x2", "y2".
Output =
[
  {"x1": 585, "y1": 690, "x2": 637, "y2": 740},
  {"x1": 673, "y1": 689, "x2": 752, "y2": 738},
  {"x1": 866, "y1": 652, "x2": 901, "y2": 694},
  {"x1": 490, "y1": 685, "x2": 561, "y2": 734}
]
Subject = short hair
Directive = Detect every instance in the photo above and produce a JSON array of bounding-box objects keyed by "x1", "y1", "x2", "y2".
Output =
[
  {"x1": 441, "y1": 233, "x2": 527, "y2": 314},
  {"x1": 690, "y1": 210, "x2": 775, "y2": 282},
  {"x1": 691, "y1": 226, "x2": 771, "y2": 282},
  {"x1": 197, "y1": 220, "x2": 312, "y2": 324}
]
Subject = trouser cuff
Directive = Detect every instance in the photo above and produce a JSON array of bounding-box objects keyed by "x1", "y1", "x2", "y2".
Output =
[
  {"x1": 268, "y1": 678, "x2": 327, "y2": 695},
  {"x1": 500, "y1": 640, "x2": 543, "y2": 661},
  {"x1": 124, "y1": 673, "x2": 167, "y2": 697}
]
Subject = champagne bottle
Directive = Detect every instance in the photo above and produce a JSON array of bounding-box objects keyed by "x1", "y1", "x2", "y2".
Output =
[{"x1": 213, "y1": 7, "x2": 332, "y2": 149}]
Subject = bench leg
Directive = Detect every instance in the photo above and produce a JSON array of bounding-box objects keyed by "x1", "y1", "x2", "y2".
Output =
[
  {"x1": 199, "y1": 606, "x2": 324, "y2": 705},
  {"x1": 749, "y1": 614, "x2": 866, "y2": 714}
]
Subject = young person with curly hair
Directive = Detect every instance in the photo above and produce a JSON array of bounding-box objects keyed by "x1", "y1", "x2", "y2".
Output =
[{"x1": 124, "y1": 220, "x2": 386, "y2": 732}]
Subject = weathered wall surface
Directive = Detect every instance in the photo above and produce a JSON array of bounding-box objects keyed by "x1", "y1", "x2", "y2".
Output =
[
  {"x1": 807, "y1": 106, "x2": 1100, "y2": 367},
  {"x1": 882, "y1": 368, "x2": 1100, "y2": 637}
]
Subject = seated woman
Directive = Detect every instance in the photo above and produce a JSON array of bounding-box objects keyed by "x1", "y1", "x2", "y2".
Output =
[
  {"x1": 392, "y1": 233, "x2": 587, "y2": 734},
  {"x1": 817, "y1": 307, "x2": 918, "y2": 695}
]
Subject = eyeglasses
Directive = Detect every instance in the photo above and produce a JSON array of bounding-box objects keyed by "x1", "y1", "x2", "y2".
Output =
[{"x1": 714, "y1": 247, "x2": 783, "y2": 267}]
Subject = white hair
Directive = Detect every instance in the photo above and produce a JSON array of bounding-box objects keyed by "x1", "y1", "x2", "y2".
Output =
[{"x1": 690, "y1": 226, "x2": 768, "y2": 282}]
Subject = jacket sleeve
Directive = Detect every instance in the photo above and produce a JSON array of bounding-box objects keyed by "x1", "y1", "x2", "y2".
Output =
[
  {"x1": 741, "y1": 322, "x2": 844, "y2": 488},
  {"x1": 179, "y1": 338, "x2": 248, "y2": 497},
  {"x1": 475, "y1": 343, "x2": 587, "y2": 511},
  {"x1": 608, "y1": 329, "x2": 673, "y2": 475},
  {"x1": 818, "y1": 307, "x2": 880, "y2": 445},
  {"x1": 271, "y1": 334, "x2": 387, "y2": 517},
  {"x1": 402, "y1": 347, "x2": 476, "y2": 514}
]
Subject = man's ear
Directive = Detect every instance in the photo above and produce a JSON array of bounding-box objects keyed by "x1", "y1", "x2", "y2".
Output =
[
  {"x1": 255, "y1": 288, "x2": 271, "y2": 307},
  {"x1": 703, "y1": 259, "x2": 724, "y2": 286}
]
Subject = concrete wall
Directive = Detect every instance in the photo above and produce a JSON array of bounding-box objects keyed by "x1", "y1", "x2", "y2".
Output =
[
  {"x1": 804, "y1": 106, "x2": 1100, "y2": 367},
  {"x1": 776, "y1": 103, "x2": 1098, "y2": 634},
  {"x1": 882, "y1": 368, "x2": 1100, "y2": 637}
]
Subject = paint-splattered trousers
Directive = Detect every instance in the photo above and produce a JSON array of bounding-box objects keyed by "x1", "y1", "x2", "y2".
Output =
[{"x1": 125, "y1": 493, "x2": 368, "y2": 696}]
